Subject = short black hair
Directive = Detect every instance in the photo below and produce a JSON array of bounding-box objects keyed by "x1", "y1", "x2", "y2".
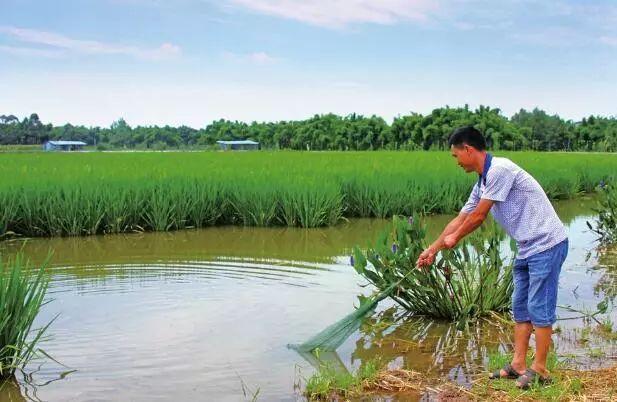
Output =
[{"x1": 448, "y1": 126, "x2": 486, "y2": 151}]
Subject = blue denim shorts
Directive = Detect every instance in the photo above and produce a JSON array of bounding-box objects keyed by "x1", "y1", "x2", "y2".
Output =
[{"x1": 512, "y1": 239, "x2": 568, "y2": 327}]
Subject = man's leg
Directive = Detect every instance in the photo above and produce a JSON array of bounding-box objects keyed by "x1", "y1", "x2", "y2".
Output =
[
  {"x1": 499, "y1": 258, "x2": 531, "y2": 377},
  {"x1": 530, "y1": 326, "x2": 552, "y2": 376},
  {"x1": 518, "y1": 240, "x2": 568, "y2": 385},
  {"x1": 511, "y1": 322, "x2": 532, "y2": 374}
]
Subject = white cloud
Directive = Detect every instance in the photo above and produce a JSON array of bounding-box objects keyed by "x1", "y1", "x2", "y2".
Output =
[
  {"x1": 223, "y1": 50, "x2": 280, "y2": 64},
  {"x1": 228, "y1": 0, "x2": 438, "y2": 28},
  {"x1": 510, "y1": 26, "x2": 595, "y2": 47},
  {"x1": 599, "y1": 36, "x2": 617, "y2": 47},
  {"x1": 0, "y1": 45, "x2": 64, "y2": 58},
  {"x1": 332, "y1": 81, "x2": 363, "y2": 88},
  {"x1": 0, "y1": 26, "x2": 181, "y2": 60}
]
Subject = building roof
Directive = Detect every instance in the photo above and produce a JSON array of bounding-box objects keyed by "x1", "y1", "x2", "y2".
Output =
[
  {"x1": 216, "y1": 140, "x2": 259, "y2": 145},
  {"x1": 47, "y1": 140, "x2": 87, "y2": 146}
]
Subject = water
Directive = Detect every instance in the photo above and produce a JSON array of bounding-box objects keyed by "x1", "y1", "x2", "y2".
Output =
[{"x1": 0, "y1": 195, "x2": 615, "y2": 401}]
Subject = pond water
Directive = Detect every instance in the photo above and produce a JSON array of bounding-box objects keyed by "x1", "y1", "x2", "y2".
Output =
[{"x1": 0, "y1": 195, "x2": 615, "y2": 402}]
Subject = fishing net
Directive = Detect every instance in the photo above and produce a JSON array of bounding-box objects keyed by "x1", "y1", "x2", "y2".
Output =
[
  {"x1": 288, "y1": 282, "x2": 399, "y2": 352},
  {"x1": 290, "y1": 214, "x2": 513, "y2": 353}
]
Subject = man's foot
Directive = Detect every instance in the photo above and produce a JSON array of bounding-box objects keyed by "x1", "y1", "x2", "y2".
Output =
[
  {"x1": 515, "y1": 368, "x2": 552, "y2": 389},
  {"x1": 488, "y1": 363, "x2": 526, "y2": 380}
]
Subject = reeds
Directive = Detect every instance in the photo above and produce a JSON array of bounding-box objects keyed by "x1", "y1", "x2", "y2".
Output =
[
  {"x1": 0, "y1": 253, "x2": 51, "y2": 379},
  {"x1": 352, "y1": 215, "x2": 513, "y2": 326},
  {"x1": 0, "y1": 151, "x2": 613, "y2": 237}
]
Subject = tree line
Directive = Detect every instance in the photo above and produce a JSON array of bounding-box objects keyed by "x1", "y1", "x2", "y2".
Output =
[{"x1": 1, "y1": 105, "x2": 616, "y2": 151}]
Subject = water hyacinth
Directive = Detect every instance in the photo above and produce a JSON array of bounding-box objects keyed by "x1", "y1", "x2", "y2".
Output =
[
  {"x1": 443, "y1": 265, "x2": 452, "y2": 281},
  {"x1": 352, "y1": 214, "x2": 513, "y2": 327}
]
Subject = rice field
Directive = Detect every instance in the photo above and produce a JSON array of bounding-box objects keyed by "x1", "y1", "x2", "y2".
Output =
[{"x1": 0, "y1": 151, "x2": 615, "y2": 237}]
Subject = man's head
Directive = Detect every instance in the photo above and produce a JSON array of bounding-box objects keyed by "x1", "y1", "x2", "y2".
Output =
[{"x1": 448, "y1": 126, "x2": 487, "y2": 173}]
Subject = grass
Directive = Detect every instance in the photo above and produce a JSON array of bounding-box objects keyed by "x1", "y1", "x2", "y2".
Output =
[
  {"x1": 0, "y1": 151, "x2": 614, "y2": 236},
  {"x1": 456, "y1": 350, "x2": 617, "y2": 401},
  {"x1": 0, "y1": 253, "x2": 51, "y2": 379},
  {"x1": 302, "y1": 343, "x2": 617, "y2": 401},
  {"x1": 303, "y1": 358, "x2": 426, "y2": 400},
  {"x1": 352, "y1": 215, "x2": 513, "y2": 325}
]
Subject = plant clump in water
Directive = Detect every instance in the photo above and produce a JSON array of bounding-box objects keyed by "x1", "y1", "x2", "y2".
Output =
[
  {"x1": 352, "y1": 214, "x2": 513, "y2": 328},
  {"x1": 587, "y1": 182, "x2": 617, "y2": 246}
]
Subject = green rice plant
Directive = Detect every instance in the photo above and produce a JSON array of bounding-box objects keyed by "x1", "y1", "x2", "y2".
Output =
[
  {"x1": 0, "y1": 151, "x2": 614, "y2": 236},
  {"x1": 544, "y1": 176, "x2": 582, "y2": 199},
  {"x1": 51, "y1": 187, "x2": 105, "y2": 236},
  {"x1": 352, "y1": 215, "x2": 513, "y2": 328},
  {"x1": 15, "y1": 188, "x2": 48, "y2": 237},
  {"x1": 281, "y1": 183, "x2": 343, "y2": 227},
  {"x1": 366, "y1": 180, "x2": 409, "y2": 219},
  {"x1": 0, "y1": 253, "x2": 52, "y2": 379},
  {"x1": 101, "y1": 185, "x2": 139, "y2": 234},
  {"x1": 0, "y1": 191, "x2": 18, "y2": 237},
  {"x1": 228, "y1": 183, "x2": 279, "y2": 226},
  {"x1": 168, "y1": 182, "x2": 200, "y2": 230},
  {"x1": 141, "y1": 183, "x2": 181, "y2": 231},
  {"x1": 340, "y1": 179, "x2": 373, "y2": 217},
  {"x1": 184, "y1": 181, "x2": 223, "y2": 228},
  {"x1": 588, "y1": 182, "x2": 617, "y2": 246}
]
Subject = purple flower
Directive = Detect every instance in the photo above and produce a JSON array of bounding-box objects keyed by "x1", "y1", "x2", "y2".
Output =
[
  {"x1": 408, "y1": 216, "x2": 414, "y2": 226},
  {"x1": 600, "y1": 180, "x2": 606, "y2": 189},
  {"x1": 391, "y1": 243, "x2": 398, "y2": 253},
  {"x1": 443, "y1": 265, "x2": 452, "y2": 281},
  {"x1": 350, "y1": 255, "x2": 355, "y2": 266}
]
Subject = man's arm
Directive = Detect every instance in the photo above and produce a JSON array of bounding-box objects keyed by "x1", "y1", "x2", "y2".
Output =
[
  {"x1": 416, "y1": 212, "x2": 467, "y2": 267},
  {"x1": 443, "y1": 198, "x2": 494, "y2": 248},
  {"x1": 429, "y1": 212, "x2": 468, "y2": 252},
  {"x1": 416, "y1": 199, "x2": 494, "y2": 267}
]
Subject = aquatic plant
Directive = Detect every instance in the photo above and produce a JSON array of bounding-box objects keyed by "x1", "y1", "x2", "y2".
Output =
[
  {"x1": 587, "y1": 183, "x2": 617, "y2": 246},
  {"x1": 352, "y1": 215, "x2": 513, "y2": 327},
  {"x1": 0, "y1": 253, "x2": 52, "y2": 379},
  {"x1": 291, "y1": 215, "x2": 512, "y2": 353}
]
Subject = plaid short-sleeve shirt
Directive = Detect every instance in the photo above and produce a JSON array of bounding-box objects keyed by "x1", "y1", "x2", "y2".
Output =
[{"x1": 461, "y1": 156, "x2": 567, "y2": 259}]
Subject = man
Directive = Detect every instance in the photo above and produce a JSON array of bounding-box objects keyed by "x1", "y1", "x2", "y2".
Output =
[{"x1": 416, "y1": 126, "x2": 568, "y2": 389}]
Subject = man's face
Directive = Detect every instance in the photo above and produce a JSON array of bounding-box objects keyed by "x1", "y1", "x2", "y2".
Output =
[{"x1": 450, "y1": 144, "x2": 475, "y2": 172}]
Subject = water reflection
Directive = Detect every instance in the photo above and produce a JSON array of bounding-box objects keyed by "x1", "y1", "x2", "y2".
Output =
[
  {"x1": 0, "y1": 195, "x2": 614, "y2": 401},
  {"x1": 0, "y1": 378, "x2": 25, "y2": 402}
]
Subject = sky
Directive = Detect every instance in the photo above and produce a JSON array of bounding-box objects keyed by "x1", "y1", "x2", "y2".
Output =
[{"x1": 0, "y1": 0, "x2": 616, "y2": 127}]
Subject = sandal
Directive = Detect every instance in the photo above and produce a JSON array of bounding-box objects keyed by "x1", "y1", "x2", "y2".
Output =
[
  {"x1": 488, "y1": 363, "x2": 521, "y2": 380},
  {"x1": 516, "y1": 368, "x2": 552, "y2": 389}
]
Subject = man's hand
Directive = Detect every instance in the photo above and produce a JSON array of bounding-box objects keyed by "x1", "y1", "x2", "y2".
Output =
[
  {"x1": 443, "y1": 233, "x2": 460, "y2": 249},
  {"x1": 416, "y1": 247, "x2": 437, "y2": 268}
]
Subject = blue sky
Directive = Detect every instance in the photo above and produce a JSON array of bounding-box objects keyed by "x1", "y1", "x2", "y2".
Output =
[{"x1": 1, "y1": 0, "x2": 616, "y2": 127}]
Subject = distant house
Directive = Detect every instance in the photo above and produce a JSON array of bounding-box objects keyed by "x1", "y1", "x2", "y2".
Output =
[
  {"x1": 43, "y1": 140, "x2": 87, "y2": 151},
  {"x1": 216, "y1": 140, "x2": 259, "y2": 151}
]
